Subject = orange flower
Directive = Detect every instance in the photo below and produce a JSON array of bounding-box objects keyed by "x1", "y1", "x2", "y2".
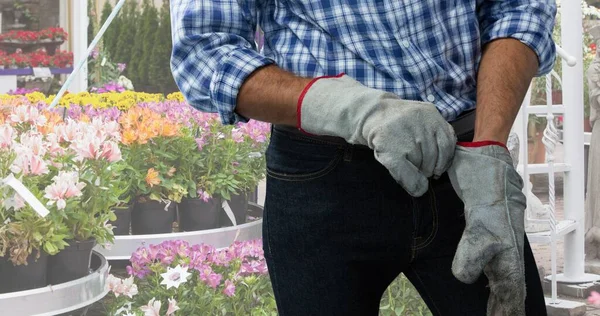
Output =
[
  {"x1": 38, "y1": 112, "x2": 62, "y2": 135},
  {"x1": 160, "y1": 122, "x2": 180, "y2": 137},
  {"x1": 121, "y1": 129, "x2": 137, "y2": 145},
  {"x1": 145, "y1": 168, "x2": 161, "y2": 187}
]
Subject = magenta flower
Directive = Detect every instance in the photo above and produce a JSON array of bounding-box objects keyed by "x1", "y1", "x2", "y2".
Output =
[
  {"x1": 231, "y1": 128, "x2": 244, "y2": 143},
  {"x1": 206, "y1": 272, "x2": 222, "y2": 289}
]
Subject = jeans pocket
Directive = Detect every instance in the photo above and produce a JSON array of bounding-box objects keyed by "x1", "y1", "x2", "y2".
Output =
[{"x1": 266, "y1": 129, "x2": 344, "y2": 182}]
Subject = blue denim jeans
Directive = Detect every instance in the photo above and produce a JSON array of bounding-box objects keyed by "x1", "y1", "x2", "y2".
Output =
[{"x1": 262, "y1": 126, "x2": 546, "y2": 316}]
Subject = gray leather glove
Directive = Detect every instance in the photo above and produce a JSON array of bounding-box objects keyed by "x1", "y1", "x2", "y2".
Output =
[
  {"x1": 298, "y1": 74, "x2": 456, "y2": 197},
  {"x1": 447, "y1": 141, "x2": 527, "y2": 316}
]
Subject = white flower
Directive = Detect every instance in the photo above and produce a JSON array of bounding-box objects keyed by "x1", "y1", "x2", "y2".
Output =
[
  {"x1": 166, "y1": 298, "x2": 180, "y2": 315},
  {"x1": 140, "y1": 297, "x2": 161, "y2": 316},
  {"x1": 160, "y1": 265, "x2": 191, "y2": 289}
]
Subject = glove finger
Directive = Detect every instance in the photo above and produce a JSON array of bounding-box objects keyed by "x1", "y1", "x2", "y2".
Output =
[
  {"x1": 452, "y1": 224, "x2": 503, "y2": 284},
  {"x1": 433, "y1": 123, "x2": 456, "y2": 177},
  {"x1": 484, "y1": 253, "x2": 526, "y2": 316},
  {"x1": 419, "y1": 135, "x2": 437, "y2": 179},
  {"x1": 377, "y1": 151, "x2": 429, "y2": 197}
]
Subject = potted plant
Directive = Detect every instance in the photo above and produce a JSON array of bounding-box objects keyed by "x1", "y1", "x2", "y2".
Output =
[
  {"x1": 119, "y1": 107, "x2": 185, "y2": 234},
  {"x1": 105, "y1": 239, "x2": 275, "y2": 315},
  {"x1": 37, "y1": 117, "x2": 123, "y2": 284},
  {"x1": 0, "y1": 123, "x2": 69, "y2": 293}
]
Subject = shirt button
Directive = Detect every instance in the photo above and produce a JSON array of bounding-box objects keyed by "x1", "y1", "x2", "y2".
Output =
[
  {"x1": 401, "y1": 40, "x2": 410, "y2": 48},
  {"x1": 427, "y1": 94, "x2": 435, "y2": 102}
]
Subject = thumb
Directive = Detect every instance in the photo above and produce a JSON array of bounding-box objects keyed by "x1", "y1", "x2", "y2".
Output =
[{"x1": 452, "y1": 224, "x2": 502, "y2": 284}]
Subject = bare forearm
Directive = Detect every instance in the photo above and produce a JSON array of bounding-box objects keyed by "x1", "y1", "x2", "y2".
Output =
[
  {"x1": 235, "y1": 65, "x2": 312, "y2": 126},
  {"x1": 474, "y1": 38, "x2": 539, "y2": 144}
]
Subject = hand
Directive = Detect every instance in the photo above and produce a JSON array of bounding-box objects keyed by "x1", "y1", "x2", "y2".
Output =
[
  {"x1": 298, "y1": 74, "x2": 456, "y2": 197},
  {"x1": 447, "y1": 141, "x2": 527, "y2": 316}
]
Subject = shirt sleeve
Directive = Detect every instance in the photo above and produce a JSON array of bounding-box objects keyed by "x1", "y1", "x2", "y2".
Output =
[
  {"x1": 477, "y1": 0, "x2": 557, "y2": 76},
  {"x1": 170, "y1": 0, "x2": 274, "y2": 125}
]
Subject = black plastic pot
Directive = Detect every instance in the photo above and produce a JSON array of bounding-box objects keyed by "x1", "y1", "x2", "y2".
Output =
[
  {"x1": 179, "y1": 197, "x2": 221, "y2": 231},
  {"x1": 109, "y1": 205, "x2": 132, "y2": 235},
  {"x1": 131, "y1": 200, "x2": 176, "y2": 235},
  {"x1": 220, "y1": 193, "x2": 249, "y2": 227},
  {"x1": 0, "y1": 251, "x2": 48, "y2": 293},
  {"x1": 47, "y1": 239, "x2": 96, "y2": 285}
]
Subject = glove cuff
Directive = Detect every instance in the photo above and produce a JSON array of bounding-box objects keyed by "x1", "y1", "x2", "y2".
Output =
[
  {"x1": 296, "y1": 73, "x2": 345, "y2": 134},
  {"x1": 457, "y1": 140, "x2": 508, "y2": 151}
]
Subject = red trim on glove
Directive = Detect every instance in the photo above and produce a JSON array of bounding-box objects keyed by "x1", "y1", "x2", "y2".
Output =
[
  {"x1": 296, "y1": 73, "x2": 345, "y2": 133},
  {"x1": 457, "y1": 140, "x2": 508, "y2": 151}
]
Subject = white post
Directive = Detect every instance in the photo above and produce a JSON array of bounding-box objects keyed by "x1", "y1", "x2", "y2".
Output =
[
  {"x1": 559, "y1": 0, "x2": 589, "y2": 282},
  {"x1": 70, "y1": 0, "x2": 88, "y2": 92}
]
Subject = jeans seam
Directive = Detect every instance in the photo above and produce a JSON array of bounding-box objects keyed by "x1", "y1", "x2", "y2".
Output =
[
  {"x1": 263, "y1": 208, "x2": 285, "y2": 316},
  {"x1": 408, "y1": 267, "x2": 443, "y2": 316},
  {"x1": 266, "y1": 151, "x2": 344, "y2": 181},
  {"x1": 415, "y1": 186, "x2": 439, "y2": 250}
]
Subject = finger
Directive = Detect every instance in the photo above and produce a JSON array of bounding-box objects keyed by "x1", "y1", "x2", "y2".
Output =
[
  {"x1": 433, "y1": 123, "x2": 456, "y2": 177},
  {"x1": 376, "y1": 151, "x2": 429, "y2": 197}
]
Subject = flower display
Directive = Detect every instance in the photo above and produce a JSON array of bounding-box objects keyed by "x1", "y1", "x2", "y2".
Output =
[
  {"x1": 0, "y1": 49, "x2": 73, "y2": 69},
  {"x1": 0, "y1": 28, "x2": 68, "y2": 43},
  {"x1": 107, "y1": 239, "x2": 276, "y2": 315}
]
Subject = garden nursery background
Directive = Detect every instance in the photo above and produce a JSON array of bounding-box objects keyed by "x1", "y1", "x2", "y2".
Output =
[{"x1": 0, "y1": 0, "x2": 599, "y2": 315}]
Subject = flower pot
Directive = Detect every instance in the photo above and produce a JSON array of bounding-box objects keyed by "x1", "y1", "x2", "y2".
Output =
[
  {"x1": 220, "y1": 193, "x2": 249, "y2": 227},
  {"x1": 47, "y1": 239, "x2": 96, "y2": 285},
  {"x1": 131, "y1": 200, "x2": 176, "y2": 234},
  {"x1": 179, "y1": 197, "x2": 221, "y2": 231},
  {"x1": 109, "y1": 205, "x2": 132, "y2": 235},
  {"x1": 0, "y1": 252, "x2": 48, "y2": 293}
]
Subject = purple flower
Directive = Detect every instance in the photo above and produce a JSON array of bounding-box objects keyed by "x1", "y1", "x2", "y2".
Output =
[
  {"x1": 117, "y1": 63, "x2": 127, "y2": 73},
  {"x1": 7, "y1": 87, "x2": 40, "y2": 95},
  {"x1": 197, "y1": 189, "x2": 211, "y2": 202}
]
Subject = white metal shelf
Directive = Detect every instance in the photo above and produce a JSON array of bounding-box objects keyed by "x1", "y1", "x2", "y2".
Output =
[{"x1": 527, "y1": 220, "x2": 577, "y2": 244}]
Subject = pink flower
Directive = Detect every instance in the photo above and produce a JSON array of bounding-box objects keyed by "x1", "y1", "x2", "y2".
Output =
[
  {"x1": 140, "y1": 297, "x2": 161, "y2": 316},
  {"x1": 0, "y1": 125, "x2": 15, "y2": 149},
  {"x1": 72, "y1": 133, "x2": 103, "y2": 160},
  {"x1": 166, "y1": 298, "x2": 180, "y2": 315},
  {"x1": 195, "y1": 137, "x2": 206, "y2": 151},
  {"x1": 54, "y1": 119, "x2": 81, "y2": 143},
  {"x1": 206, "y1": 272, "x2": 222, "y2": 289},
  {"x1": 44, "y1": 171, "x2": 86, "y2": 210},
  {"x1": 223, "y1": 279, "x2": 235, "y2": 297},
  {"x1": 231, "y1": 129, "x2": 244, "y2": 143},
  {"x1": 19, "y1": 133, "x2": 46, "y2": 156},
  {"x1": 45, "y1": 133, "x2": 64, "y2": 156},
  {"x1": 10, "y1": 153, "x2": 49, "y2": 176},
  {"x1": 589, "y1": 291, "x2": 600, "y2": 306},
  {"x1": 99, "y1": 141, "x2": 122, "y2": 162}
]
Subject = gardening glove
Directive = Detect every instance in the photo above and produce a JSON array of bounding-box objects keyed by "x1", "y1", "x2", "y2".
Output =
[
  {"x1": 298, "y1": 74, "x2": 456, "y2": 197},
  {"x1": 447, "y1": 141, "x2": 527, "y2": 316}
]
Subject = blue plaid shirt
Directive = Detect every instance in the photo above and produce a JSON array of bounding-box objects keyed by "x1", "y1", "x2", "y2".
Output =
[{"x1": 170, "y1": 0, "x2": 556, "y2": 125}]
